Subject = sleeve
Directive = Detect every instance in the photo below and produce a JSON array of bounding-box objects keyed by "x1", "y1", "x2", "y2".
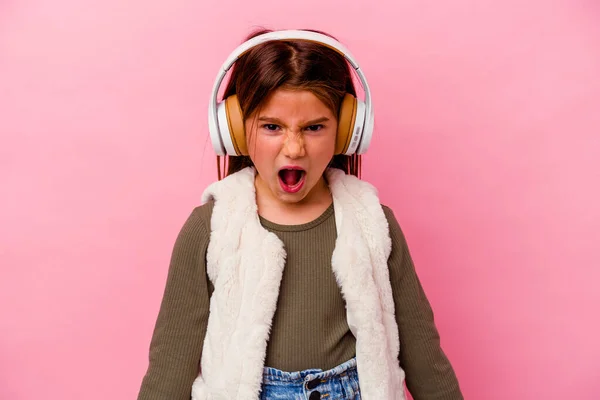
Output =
[
  {"x1": 137, "y1": 206, "x2": 212, "y2": 400},
  {"x1": 382, "y1": 206, "x2": 464, "y2": 400}
]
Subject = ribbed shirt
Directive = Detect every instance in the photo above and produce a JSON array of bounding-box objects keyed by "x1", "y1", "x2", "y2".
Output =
[{"x1": 137, "y1": 201, "x2": 463, "y2": 399}]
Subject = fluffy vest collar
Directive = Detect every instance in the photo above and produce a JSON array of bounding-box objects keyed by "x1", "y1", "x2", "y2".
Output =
[{"x1": 191, "y1": 167, "x2": 407, "y2": 399}]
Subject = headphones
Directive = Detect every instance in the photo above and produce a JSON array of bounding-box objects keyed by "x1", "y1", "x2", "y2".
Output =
[{"x1": 208, "y1": 30, "x2": 374, "y2": 157}]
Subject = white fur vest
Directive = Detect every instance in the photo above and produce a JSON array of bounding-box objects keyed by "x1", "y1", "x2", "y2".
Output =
[{"x1": 191, "y1": 167, "x2": 407, "y2": 400}]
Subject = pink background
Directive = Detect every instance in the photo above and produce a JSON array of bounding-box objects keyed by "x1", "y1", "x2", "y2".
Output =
[{"x1": 1, "y1": 0, "x2": 599, "y2": 399}]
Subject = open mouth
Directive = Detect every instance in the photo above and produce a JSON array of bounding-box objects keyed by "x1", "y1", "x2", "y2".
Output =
[{"x1": 278, "y1": 167, "x2": 306, "y2": 193}]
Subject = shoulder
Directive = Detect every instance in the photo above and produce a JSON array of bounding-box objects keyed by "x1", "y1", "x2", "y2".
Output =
[
  {"x1": 380, "y1": 204, "x2": 400, "y2": 229},
  {"x1": 380, "y1": 204, "x2": 396, "y2": 222},
  {"x1": 174, "y1": 200, "x2": 214, "y2": 246},
  {"x1": 380, "y1": 203, "x2": 410, "y2": 245},
  {"x1": 190, "y1": 199, "x2": 215, "y2": 230}
]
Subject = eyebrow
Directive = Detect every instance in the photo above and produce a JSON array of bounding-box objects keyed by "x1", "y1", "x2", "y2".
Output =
[{"x1": 257, "y1": 116, "x2": 330, "y2": 126}]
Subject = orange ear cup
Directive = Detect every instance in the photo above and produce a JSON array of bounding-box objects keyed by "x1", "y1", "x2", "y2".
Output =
[
  {"x1": 223, "y1": 92, "x2": 357, "y2": 156},
  {"x1": 224, "y1": 94, "x2": 248, "y2": 156},
  {"x1": 335, "y1": 93, "x2": 358, "y2": 155}
]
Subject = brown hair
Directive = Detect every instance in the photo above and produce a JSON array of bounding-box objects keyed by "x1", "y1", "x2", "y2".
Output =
[{"x1": 217, "y1": 28, "x2": 362, "y2": 179}]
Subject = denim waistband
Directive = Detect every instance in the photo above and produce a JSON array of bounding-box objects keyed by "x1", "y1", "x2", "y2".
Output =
[{"x1": 262, "y1": 357, "x2": 357, "y2": 384}]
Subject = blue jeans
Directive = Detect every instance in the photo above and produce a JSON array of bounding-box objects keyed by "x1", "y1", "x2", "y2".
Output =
[{"x1": 260, "y1": 357, "x2": 361, "y2": 400}]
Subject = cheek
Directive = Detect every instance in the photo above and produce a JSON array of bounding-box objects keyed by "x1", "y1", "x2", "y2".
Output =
[
  {"x1": 308, "y1": 132, "x2": 337, "y2": 160},
  {"x1": 245, "y1": 123, "x2": 262, "y2": 159},
  {"x1": 244, "y1": 121, "x2": 255, "y2": 147},
  {"x1": 246, "y1": 130, "x2": 281, "y2": 166}
]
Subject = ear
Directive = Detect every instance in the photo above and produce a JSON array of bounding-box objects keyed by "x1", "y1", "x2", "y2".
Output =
[
  {"x1": 224, "y1": 94, "x2": 248, "y2": 156},
  {"x1": 335, "y1": 94, "x2": 358, "y2": 155}
]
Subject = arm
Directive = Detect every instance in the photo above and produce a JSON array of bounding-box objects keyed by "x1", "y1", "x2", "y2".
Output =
[
  {"x1": 137, "y1": 205, "x2": 213, "y2": 400},
  {"x1": 383, "y1": 206, "x2": 463, "y2": 400}
]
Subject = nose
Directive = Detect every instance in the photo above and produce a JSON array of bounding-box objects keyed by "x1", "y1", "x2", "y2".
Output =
[{"x1": 282, "y1": 130, "x2": 306, "y2": 159}]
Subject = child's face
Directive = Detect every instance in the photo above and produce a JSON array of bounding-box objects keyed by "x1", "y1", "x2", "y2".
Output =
[{"x1": 245, "y1": 88, "x2": 337, "y2": 206}]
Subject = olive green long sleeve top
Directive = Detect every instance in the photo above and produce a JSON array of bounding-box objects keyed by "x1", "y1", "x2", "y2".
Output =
[{"x1": 137, "y1": 201, "x2": 463, "y2": 399}]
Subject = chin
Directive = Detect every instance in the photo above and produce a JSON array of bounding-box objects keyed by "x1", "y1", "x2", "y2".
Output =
[{"x1": 273, "y1": 185, "x2": 310, "y2": 204}]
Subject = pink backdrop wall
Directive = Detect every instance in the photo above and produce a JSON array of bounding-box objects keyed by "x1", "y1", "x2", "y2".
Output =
[{"x1": 1, "y1": 0, "x2": 599, "y2": 399}]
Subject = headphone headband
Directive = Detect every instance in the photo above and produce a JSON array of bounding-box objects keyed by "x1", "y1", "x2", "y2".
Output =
[{"x1": 208, "y1": 30, "x2": 374, "y2": 155}]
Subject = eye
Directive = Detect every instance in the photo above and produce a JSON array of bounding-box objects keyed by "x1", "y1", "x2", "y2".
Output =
[
  {"x1": 261, "y1": 124, "x2": 280, "y2": 132},
  {"x1": 305, "y1": 124, "x2": 324, "y2": 132}
]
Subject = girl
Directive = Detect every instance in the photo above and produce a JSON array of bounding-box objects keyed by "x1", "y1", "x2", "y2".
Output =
[{"x1": 137, "y1": 29, "x2": 463, "y2": 400}]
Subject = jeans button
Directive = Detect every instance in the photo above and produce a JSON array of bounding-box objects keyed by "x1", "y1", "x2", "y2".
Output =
[
  {"x1": 306, "y1": 378, "x2": 320, "y2": 390},
  {"x1": 309, "y1": 391, "x2": 321, "y2": 400}
]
